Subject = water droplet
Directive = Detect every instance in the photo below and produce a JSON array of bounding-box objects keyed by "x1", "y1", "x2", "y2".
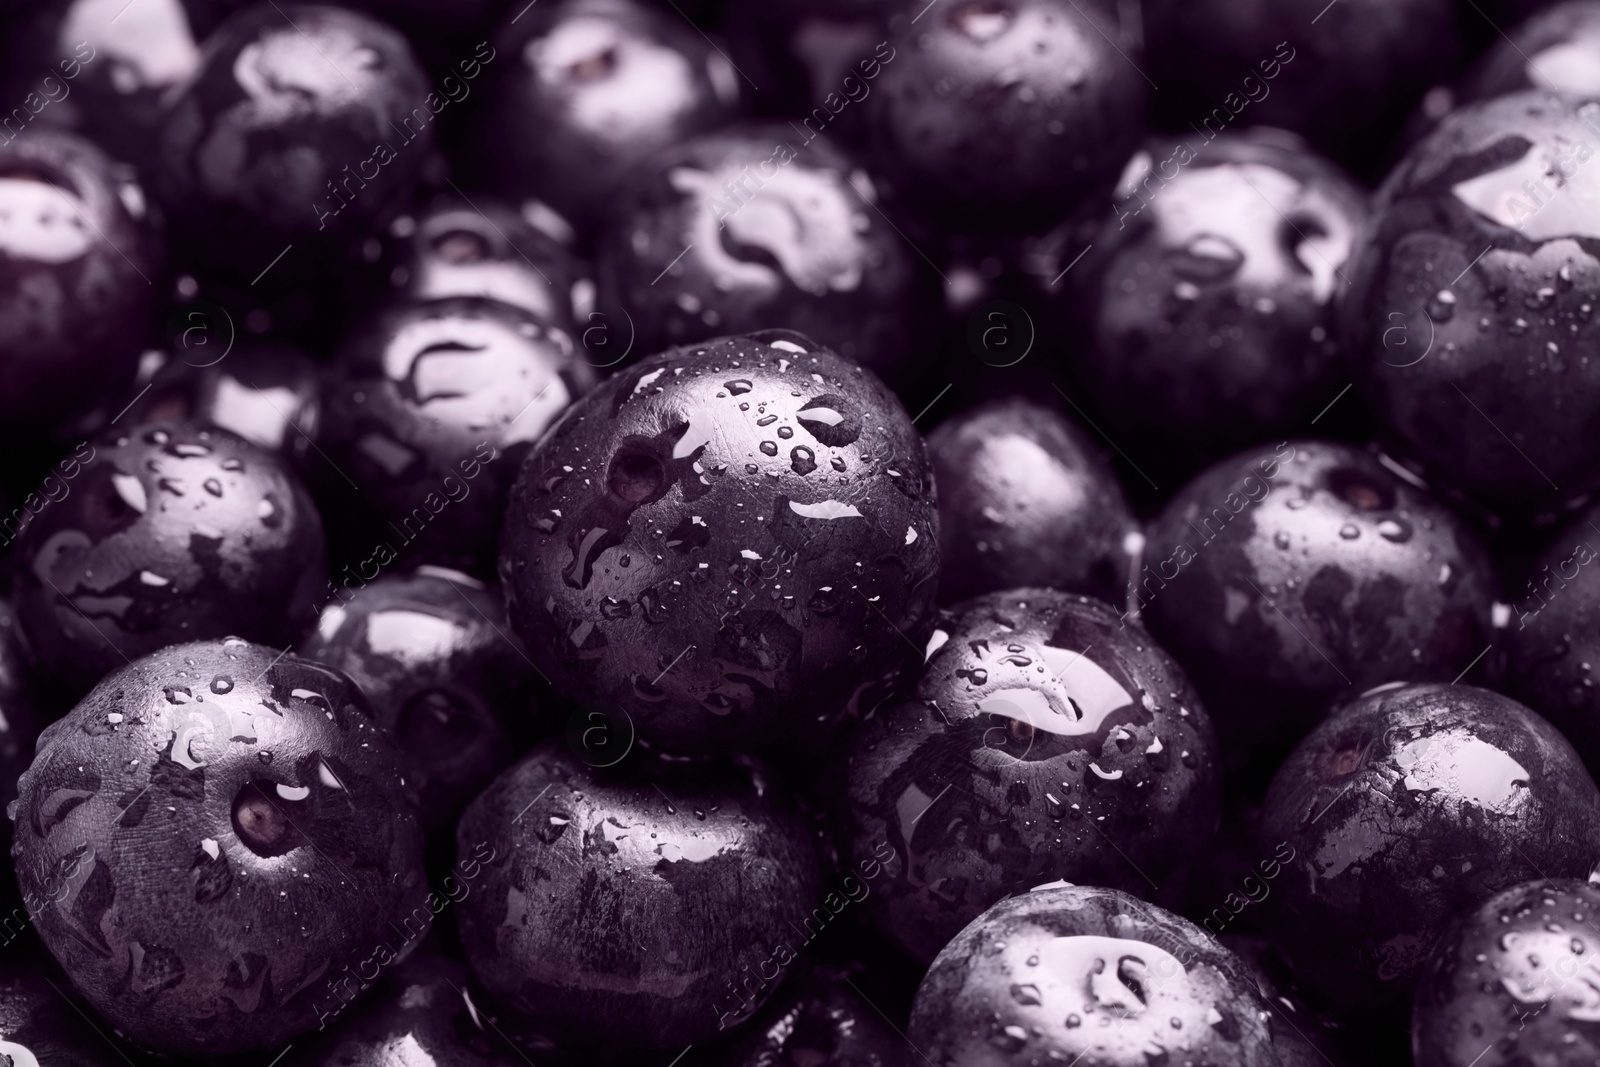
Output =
[
  {"x1": 790, "y1": 447, "x2": 817, "y2": 476},
  {"x1": 724, "y1": 379, "x2": 752, "y2": 395},
  {"x1": 1273, "y1": 531, "x2": 1291, "y2": 550},
  {"x1": 1428, "y1": 290, "x2": 1457, "y2": 320},
  {"x1": 1377, "y1": 519, "x2": 1412, "y2": 543},
  {"x1": 760, "y1": 441, "x2": 778, "y2": 456},
  {"x1": 1339, "y1": 523, "x2": 1360, "y2": 540},
  {"x1": 203, "y1": 478, "x2": 223, "y2": 497}
]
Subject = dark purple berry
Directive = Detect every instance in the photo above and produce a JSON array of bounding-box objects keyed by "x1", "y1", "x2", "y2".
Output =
[
  {"x1": 926, "y1": 398, "x2": 1135, "y2": 604},
  {"x1": 13, "y1": 422, "x2": 327, "y2": 694},
  {"x1": 1259, "y1": 682, "x2": 1600, "y2": 1017},
  {"x1": 499, "y1": 330, "x2": 939, "y2": 756},
  {"x1": 839, "y1": 589, "x2": 1221, "y2": 962},
  {"x1": 9, "y1": 639, "x2": 429, "y2": 1057},
  {"x1": 453, "y1": 740, "x2": 823, "y2": 1051}
]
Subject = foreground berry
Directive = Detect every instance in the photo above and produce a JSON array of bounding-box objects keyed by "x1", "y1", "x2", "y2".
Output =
[
  {"x1": 454, "y1": 740, "x2": 823, "y2": 1051},
  {"x1": 9, "y1": 639, "x2": 430, "y2": 1057},
  {"x1": 499, "y1": 330, "x2": 939, "y2": 755},
  {"x1": 1140, "y1": 440, "x2": 1495, "y2": 762},
  {"x1": 1342, "y1": 91, "x2": 1600, "y2": 513},
  {"x1": 0, "y1": 128, "x2": 157, "y2": 428},
  {"x1": 865, "y1": 0, "x2": 1147, "y2": 226},
  {"x1": 1412, "y1": 878, "x2": 1600, "y2": 1067},
  {"x1": 299, "y1": 566, "x2": 534, "y2": 835},
  {"x1": 839, "y1": 589, "x2": 1221, "y2": 962},
  {"x1": 13, "y1": 423, "x2": 327, "y2": 693},
  {"x1": 908, "y1": 883, "x2": 1321, "y2": 1066},
  {"x1": 1260, "y1": 682, "x2": 1600, "y2": 1018},
  {"x1": 152, "y1": 3, "x2": 431, "y2": 282},
  {"x1": 1075, "y1": 129, "x2": 1367, "y2": 469},
  {"x1": 926, "y1": 399, "x2": 1135, "y2": 605}
]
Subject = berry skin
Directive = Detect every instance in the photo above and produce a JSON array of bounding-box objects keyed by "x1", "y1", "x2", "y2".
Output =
[
  {"x1": 499, "y1": 330, "x2": 940, "y2": 756},
  {"x1": 298, "y1": 566, "x2": 535, "y2": 836},
  {"x1": 1075, "y1": 129, "x2": 1368, "y2": 469},
  {"x1": 838, "y1": 589, "x2": 1221, "y2": 962},
  {"x1": 9, "y1": 639, "x2": 430, "y2": 1057},
  {"x1": 319, "y1": 297, "x2": 596, "y2": 576},
  {"x1": 864, "y1": 0, "x2": 1148, "y2": 226},
  {"x1": 1139, "y1": 440, "x2": 1495, "y2": 761},
  {"x1": 151, "y1": 3, "x2": 432, "y2": 282},
  {"x1": 908, "y1": 883, "x2": 1322, "y2": 1066},
  {"x1": 0, "y1": 128, "x2": 158, "y2": 429},
  {"x1": 1259, "y1": 682, "x2": 1600, "y2": 1018},
  {"x1": 453, "y1": 740, "x2": 823, "y2": 1052},
  {"x1": 1412, "y1": 878, "x2": 1600, "y2": 1067},
  {"x1": 13, "y1": 422, "x2": 327, "y2": 694},
  {"x1": 1341, "y1": 91, "x2": 1600, "y2": 513},
  {"x1": 926, "y1": 398, "x2": 1136, "y2": 605}
]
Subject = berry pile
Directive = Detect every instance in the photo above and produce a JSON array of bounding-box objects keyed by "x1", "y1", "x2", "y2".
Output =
[{"x1": 0, "y1": 0, "x2": 1597, "y2": 1064}]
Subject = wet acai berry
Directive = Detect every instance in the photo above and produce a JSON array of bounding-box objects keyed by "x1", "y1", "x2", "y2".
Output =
[
  {"x1": 1143, "y1": 0, "x2": 1461, "y2": 171},
  {"x1": 12, "y1": 422, "x2": 328, "y2": 695},
  {"x1": 453, "y1": 739, "x2": 823, "y2": 1051},
  {"x1": 1341, "y1": 91, "x2": 1600, "y2": 513},
  {"x1": 838, "y1": 589, "x2": 1221, "y2": 962},
  {"x1": 908, "y1": 883, "x2": 1322, "y2": 1066},
  {"x1": 1259, "y1": 682, "x2": 1600, "y2": 1019},
  {"x1": 1073, "y1": 129, "x2": 1368, "y2": 470},
  {"x1": 926, "y1": 398, "x2": 1136, "y2": 605},
  {"x1": 498, "y1": 330, "x2": 940, "y2": 756},
  {"x1": 151, "y1": 3, "x2": 432, "y2": 283},
  {"x1": 9, "y1": 638, "x2": 431, "y2": 1057},
  {"x1": 1443, "y1": 2, "x2": 1600, "y2": 123},
  {"x1": 863, "y1": 0, "x2": 1148, "y2": 228},
  {"x1": 1139, "y1": 440, "x2": 1496, "y2": 763},
  {"x1": 594, "y1": 125, "x2": 920, "y2": 384},
  {"x1": 298, "y1": 566, "x2": 535, "y2": 836},
  {"x1": 319, "y1": 297, "x2": 596, "y2": 576},
  {"x1": 468, "y1": 0, "x2": 740, "y2": 231},
  {"x1": 1411, "y1": 878, "x2": 1600, "y2": 1067},
  {"x1": 0, "y1": 127, "x2": 157, "y2": 429}
]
